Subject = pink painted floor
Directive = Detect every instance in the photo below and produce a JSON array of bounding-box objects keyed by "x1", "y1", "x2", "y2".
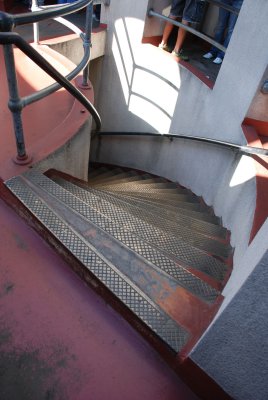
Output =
[{"x1": 0, "y1": 197, "x2": 200, "y2": 400}]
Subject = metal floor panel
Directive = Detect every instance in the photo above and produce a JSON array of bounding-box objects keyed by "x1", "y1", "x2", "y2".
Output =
[
  {"x1": 21, "y1": 171, "x2": 220, "y2": 303},
  {"x1": 55, "y1": 178, "x2": 227, "y2": 282},
  {"x1": 5, "y1": 175, "x2": 189, "y2": 353}
]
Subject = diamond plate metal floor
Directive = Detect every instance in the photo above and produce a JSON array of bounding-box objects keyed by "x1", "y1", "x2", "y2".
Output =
[{"x1": 4, "y1": 165, "x2": 232, "y2": 357}]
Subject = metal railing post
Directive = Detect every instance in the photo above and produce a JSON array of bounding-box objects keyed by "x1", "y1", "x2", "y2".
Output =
[
  {"x1": 31, "y1": 0, "x2": 40, "y2": 45},
  {"x1": 3, "y1": 44, "x2": 30, "y2": 163},
  {"x1": 82, "y1": 1, "x2": 93, "y2": 86}
]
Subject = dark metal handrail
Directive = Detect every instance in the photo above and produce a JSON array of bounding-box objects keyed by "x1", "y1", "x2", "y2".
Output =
[
  {"x1": 0, "y1": 32, "x2": 101, "y2": 126},
  {"x1": 148, "y1": 9, "x2": 226, "y2": 53},
  {"x1": 97, "y1": 132, "x2": 268, "y2": 157},
  {"x1": 0, "y1": 0, "x2": 101, "y2": 163},
  {"x1": 0, "y1": 0, "x2": 90, "y2": 29}
]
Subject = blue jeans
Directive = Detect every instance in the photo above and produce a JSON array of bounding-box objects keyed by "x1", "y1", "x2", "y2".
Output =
[{"x1": 210, "y1": 0, "x2": 243, "y2": 59}]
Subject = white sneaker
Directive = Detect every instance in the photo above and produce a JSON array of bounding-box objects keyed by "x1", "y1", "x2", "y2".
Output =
[
  {"x1": 213, "y1": 57, "x2": 223, "y2": 64},
  {"x1": 158, "y1": 43, "x2": 169, "y2": 51},
  {"x1": 203, "y1": 52, "x2": 214, "y2": 59}
]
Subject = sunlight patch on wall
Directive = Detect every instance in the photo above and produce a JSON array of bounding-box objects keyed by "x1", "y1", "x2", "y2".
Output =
[
  {"x1": 112, "y1": 32, "x2": 130, "y2": 103},
  {"x1": 129, "y1": 94, "x2": 171, "y2": 132},
  {"x1": 132, "y1": 68, "x2": 178, "y2": 117},
  {"x1": 230, "y1": 155, "x2": 256, "y2": 187},
  {"x1": 114, "y1": 19, "x2": 135, "y2": 85}
]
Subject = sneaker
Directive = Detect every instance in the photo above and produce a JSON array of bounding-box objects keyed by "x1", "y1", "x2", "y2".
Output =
[
  {"x1": 158, "y1": 43, "x2": 169, "y2": 51},
  {"x1": 203, "y1": 52, "x2": 214, "y2": 59},
  {"x1": 172, "y1": 49, "x2": 189, "y2": 61},
  {"x1": 213, "y1": 57, "x2": 223, "y2": 64}
]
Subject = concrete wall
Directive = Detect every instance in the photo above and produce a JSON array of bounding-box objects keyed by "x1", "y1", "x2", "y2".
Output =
[
  {"x1": 36, "y1": 119, "x2": 91, "y2": 181},
  {"x1": 191, "y1": 239, "x2": 268, "y2": 400},
  {"x1": 92, "y1": 0, "x2": 268, "y2": 276},
  {"x1": 89, "y1": 1, "x2": 268, "y2": 397}
]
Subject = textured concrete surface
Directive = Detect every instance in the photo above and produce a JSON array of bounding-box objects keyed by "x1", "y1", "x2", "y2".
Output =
[
  {"x1": 0, "y1": 197, "x2": 200, "y2": 400},
  {"x1": 191, "y1": 249, "x2": 268, "y2": 400}
]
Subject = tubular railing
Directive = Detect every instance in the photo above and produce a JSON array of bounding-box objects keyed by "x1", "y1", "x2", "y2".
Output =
[
  {"x1": 148, "y1": 0, "x2": 241, "y2": 54},
  {"x1": 0, "y1": 0, "x2": 101, "y2": 164},
  {"x1": 97, "y1": 132, "x2": 268, "y2": 158}
]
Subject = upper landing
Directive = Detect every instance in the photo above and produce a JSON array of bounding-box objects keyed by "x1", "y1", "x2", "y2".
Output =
[{"x1": 0, "y1": 45, "x2": 93, "y2": 181}]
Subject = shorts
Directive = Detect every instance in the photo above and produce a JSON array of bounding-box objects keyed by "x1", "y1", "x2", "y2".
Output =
[{"x1": 170, "y1": 0, "x2": 205, "y2": 23}]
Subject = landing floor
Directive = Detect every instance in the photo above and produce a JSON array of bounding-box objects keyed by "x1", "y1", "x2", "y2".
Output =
[{"x1": 0, "y1": 196, "x2": 199, "y2": 399}]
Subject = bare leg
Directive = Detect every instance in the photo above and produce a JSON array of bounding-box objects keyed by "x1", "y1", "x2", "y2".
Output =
[
  {"x1": 159, "y1": 16, "x2": 177, "y2": 46},
  {"x1": 173, "y1": 19, "x2": 189, "y2": 53}
]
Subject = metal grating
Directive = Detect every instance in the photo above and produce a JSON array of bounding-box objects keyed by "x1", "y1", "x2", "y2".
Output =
[
  {"x1": 23, "y1": 171, "x2": 220, "y2": 303},
  {"x1": 55, "y1": 178, "x2": 227, "y2": 282},
  {"x1": 5, "y1": 175, "x2": 189, "y2": 353}
]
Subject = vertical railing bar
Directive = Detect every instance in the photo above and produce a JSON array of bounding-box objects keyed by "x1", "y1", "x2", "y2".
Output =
[
  {"x1": 82, "y1": 1, "x2": 93, "y2": 86},
  {"x1": 31, "y1": 0, "x2": 40, "y2": 44},
  {"x1": 3, "y1": 44, "x2": 28, "y2": 160}
]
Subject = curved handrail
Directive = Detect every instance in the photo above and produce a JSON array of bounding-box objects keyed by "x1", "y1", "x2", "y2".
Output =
[
  {"x1": 97, "y1": 132, "x2": 268, "y2": 157},
  {"x1": 0, "y1": 32, "x2": 101, "y2": 131},
  {"x1": 0, "y1": 0, "x2": 101, "y2": 161},
  {"x1": 23, "y1": 46, "x2": 90, "y2": 107},
  {"x1": 0, "y1": 0, "x2": 91, "y2": 30}
]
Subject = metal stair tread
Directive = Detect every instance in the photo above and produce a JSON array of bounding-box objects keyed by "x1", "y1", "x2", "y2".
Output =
[
  {"x1": 88, "y1": 168, "x2": 124, "y2": 183},
  {"x1": 17, "y1": 170, "x2": 221, "y2": 303},
  {"x1": 100, "y1": 191, "x2": 220, "y2": 225},
  {"x1": 60, "y1": 178, "x2": 226, "y2": 239},
  {"x1": 52, "y1": 176, "x2": 228, "y2": 282},
  {"x1": 4, "y1": 175, "x2": 189, "y2": 353}
]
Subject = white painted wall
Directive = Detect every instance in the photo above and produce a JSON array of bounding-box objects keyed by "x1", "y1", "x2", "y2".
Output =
[
  {"x1": 92, "y1": 0, "x2": 268, "y2": 279},
  {"x1": 89, "y1": 1, "x2": 268, "y2": 396}
]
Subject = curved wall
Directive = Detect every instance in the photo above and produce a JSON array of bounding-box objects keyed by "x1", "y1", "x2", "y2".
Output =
[{"x1": 91, "y1": 1, "x2": 268, "y2": 397}]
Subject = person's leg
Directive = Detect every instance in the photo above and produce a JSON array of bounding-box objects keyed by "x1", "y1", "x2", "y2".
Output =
[
  {"x1": 173, "y1": 19, "x2": 188, "y2": 53},
  {"x1": 159, "y1": 15, "x2": 178, "y2": 47},
  {"x1": 159, "y1": 0, "x2": 184, "y2": 49},
  {"x1": 210, "y1": 2, "x2": 231, "y2": 56},
  {"x1": 221, "y1": 0, "x2": 243, "y2": 54}
]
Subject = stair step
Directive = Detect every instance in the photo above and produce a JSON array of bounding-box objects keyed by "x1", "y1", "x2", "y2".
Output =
[
  {"x1": 115, "y1": 192, "x2": 203, "y2": 211},
  {"x1": 52, "y1": 176, "x2": 228, "y2": 283},
  {"x1": 5, "y1": 171, "x2": 227, "y2": 354},
  {"x1": 18, "y1": 171, "x2": 222, "y2": 301},
  {"x1": 88, "y1": 168, "x2": 123, "y2": 183},
  {"x1": 57, "y1": 177, "x2": 226, "y2": 241},
  {"x1": 93, "y1": 178, "x2": 188, "y2": 192},
  {"x1": 100, "y1": 191, "x2": 220, "y2": 225},
  {"x1": 87, "y1": 166, "x2": 108, "y2": 179},
  {"x1": 5, "y1": 174, "x2": 190, "y2": 353},
  {"x1": 90, "y1": 171, "x2": 137, "y2": 185}
]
